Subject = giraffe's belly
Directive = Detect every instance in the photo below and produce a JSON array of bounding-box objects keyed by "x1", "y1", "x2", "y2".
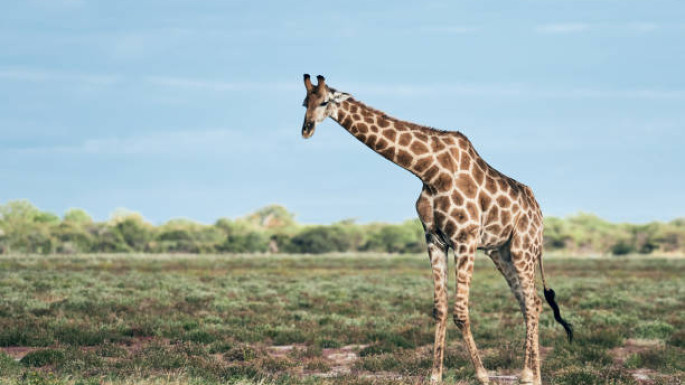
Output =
[{"x1": 477, "y1": 226, "x2": 512, "y2": 250}]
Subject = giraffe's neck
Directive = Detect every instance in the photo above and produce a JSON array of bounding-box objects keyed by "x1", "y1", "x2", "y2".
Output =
[{"x1": 332, "y1": 98, "x2": 454, "y2": 183}]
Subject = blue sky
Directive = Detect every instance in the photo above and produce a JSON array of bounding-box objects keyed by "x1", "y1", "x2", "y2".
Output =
[{"x1": 1, "y1": 0, "x2": 684, "y2": 224}]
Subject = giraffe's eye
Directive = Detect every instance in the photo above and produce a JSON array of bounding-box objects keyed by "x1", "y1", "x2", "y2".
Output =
[{"x1": 319, "y1": 101, "x2": 329, "y2": 107}]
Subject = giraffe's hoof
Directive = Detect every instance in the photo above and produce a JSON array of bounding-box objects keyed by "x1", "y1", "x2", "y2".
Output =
[
  {"x1": 476, "y1": 369, "x2": 490, "y2": 384},
  {"x1": 518, "y1": 369, "x2": 538, "y2": 385}
]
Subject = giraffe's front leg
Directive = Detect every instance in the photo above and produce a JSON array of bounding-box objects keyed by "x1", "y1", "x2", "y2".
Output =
[
  {"x1": 453, "y1": 239, "x2": 490, "y2": 385},
  {"x1": 416, "y1": 186, "x2": 451, "y2": 383},
  {"x1": 426, "y1": 235, "x2": 449, "y2": 384}
]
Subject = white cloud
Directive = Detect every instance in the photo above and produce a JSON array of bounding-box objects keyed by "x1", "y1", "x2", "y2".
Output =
[
  {"x1": 538, "y1": 88, "x2": 685, "y2": 99},
  {"x1": 145, "y1": 76, "x2": 298, "y2": 92},
  {"x1": 536, "y1": 23, "x2": 590, "y2": 34},
  {"x1": 349, "y1": 83, "x2": 685, "y2": 100},
  {"x1": 351, "y1": 83, "x2": 525, "y2": 97},
  {"x1": 0, "y1": 68, "x2": 119, "y2": 86},
  {"x1": 8, "y1": 129, "x2": 281, "y2": 156},
  {"x1": 417, "y1": 26, "x2": 478, "y2": 34},
  {"x1": 627, "y1": 22, "x2": 659, "y2": 33},
  {"x1": 0, "y1": 68, "x2": 298, "y2": 92},
  {"x1": 536, "y1": 22, "x2": 663, "y2": 34},
  {"x1": 29, "y1": 0, "x2": 86, "y2": 8},
  {"x1": 3, "y1": 68, "x2": 682, "y2": 101}
]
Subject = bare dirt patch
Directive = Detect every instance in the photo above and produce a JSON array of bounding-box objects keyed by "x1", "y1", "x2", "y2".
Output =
[
  {"x1": 1, "y1": 346, "x2": 40, "y2": 361},
  {"x1": 609, "y1": 338, "x2": 664, "y2": 364}
]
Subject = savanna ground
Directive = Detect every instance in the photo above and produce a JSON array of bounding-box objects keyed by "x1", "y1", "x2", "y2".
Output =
[{"x1": 0, "y1": 254, "x2": 682, "y2": 385}]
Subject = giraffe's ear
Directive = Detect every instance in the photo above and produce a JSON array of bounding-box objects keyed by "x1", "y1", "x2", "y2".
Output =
[{"x1": 330, "y1": 91, "x2": 351, "y2": 104}]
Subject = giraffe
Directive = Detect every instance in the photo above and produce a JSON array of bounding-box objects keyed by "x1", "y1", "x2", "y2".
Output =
[{"x1": 300, "y1": 74, "x2": 572, "y2": 385}]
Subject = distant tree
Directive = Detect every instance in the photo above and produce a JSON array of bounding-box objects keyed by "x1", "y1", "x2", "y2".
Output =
[
  {"x1": 363, "y1": 220, "x2": 424, "y2": 253},
  {"x1": 240, "y1": 205, "x2": 300, "y2": 253},
  {"x1": 113, "y1": 215, "x2": 153, "y2": 252},
  {"x1": 244, "y1": 205, "x2": 297, "y2": 231},
  {"x1": 88, "y1": 223, "x2": 130, "y2": 253},
  {"x1": 215, "y1": 218, "x2": 253, "y2": 236},
  {"x1": 287, "y1": 226, "x2": 353, "y2": 254},
  {"x1": 543, "y1": 217, "x2": 572, "y2": 250},
  {"x1": 630, "y1": 223, "x2": 659, "y2": 254},
  {"x1": 1, "y1": 199, "x2": 684, "y2": 255},
  {"x1": 219, "y1": 232, "x2": 269, "y2": 253},
  {"x1": 53, "y1": 222, "x2": 93, "y2": 254},
  {"x1": 63, "y1": 208, "x2": 93, "y2": 224},
  {"x1": 611, "y1": 240, "x2": 636, "y2": 256},
  {"x1": 0, "y1": 200, "x2": 57, "y2": 253},
  {"x1": 155, "y1": 219, "x2": 224, "y2": 253},
  {"x1": 331, "y1": 219, "x2": 366, "y2": 251},
  {"x1": 653, "y1": 224, "x2": 685, "y2": 253}
]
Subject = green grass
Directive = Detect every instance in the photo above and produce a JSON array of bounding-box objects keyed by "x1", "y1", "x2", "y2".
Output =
[{"x1": 0, "y1": 253, "x2": 683, "y2": 384}]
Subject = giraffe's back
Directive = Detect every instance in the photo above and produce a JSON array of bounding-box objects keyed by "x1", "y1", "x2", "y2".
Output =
[{"x1": 426, "y1": 130, "x2": 543, "y2": 250}]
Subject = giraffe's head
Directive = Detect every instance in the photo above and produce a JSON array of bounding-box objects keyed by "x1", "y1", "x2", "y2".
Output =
[{"x1": 301, "y1": 74, "x2": 350, "y2": 139}]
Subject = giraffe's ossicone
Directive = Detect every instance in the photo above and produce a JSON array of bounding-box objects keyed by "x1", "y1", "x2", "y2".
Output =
[{"x1": 301, "y1": 74, "x2": 573, "y2": 385}]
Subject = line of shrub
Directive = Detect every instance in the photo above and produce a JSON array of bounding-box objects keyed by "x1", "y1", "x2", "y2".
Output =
[{"x1": 0, "y1": 200, "x2": 683, "y2": 255}]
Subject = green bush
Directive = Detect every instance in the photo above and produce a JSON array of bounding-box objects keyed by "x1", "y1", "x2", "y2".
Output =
[
  {"x1": 611, "y1": 240, "x2": 636, "y2": 255},
  {"x1": 20, "y1": 349, "x2": 65, "y2": 367},
  {"x1": 219, "y1": 232, "x2": 269, "y2": 253},
  {"x1": 287, "y1": 226, "x2": 353, "y2": 254},
  {"x1": 1, "y1": 200, "x2": 684, "y2": 255},
  {"x1": 635, "y1": 320, "x2": 675, "y2": 339},
  {"x1": 363, "y1": 221, "x2": 423, "y2": 253},
  {"x1": 0, "y1": 352, "x2": 21, "y2": 374}
]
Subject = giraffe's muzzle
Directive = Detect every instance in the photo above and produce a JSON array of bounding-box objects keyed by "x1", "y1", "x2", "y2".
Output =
[{"x1": 302, "y1": 120, "x2": 315, "y2": 139}]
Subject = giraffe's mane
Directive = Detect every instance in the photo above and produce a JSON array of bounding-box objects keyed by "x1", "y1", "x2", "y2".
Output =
[
  {"x1": 346, "y1": 97, "x2": 462, "y2": 139},
  {"x1": 343, "y1": 96, "x2": 532, "y2": 198}
]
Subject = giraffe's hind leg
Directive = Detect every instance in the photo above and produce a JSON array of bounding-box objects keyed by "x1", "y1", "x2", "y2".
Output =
[{"x1": 487, "y1": 244, "x2": 543, "y2": 385}]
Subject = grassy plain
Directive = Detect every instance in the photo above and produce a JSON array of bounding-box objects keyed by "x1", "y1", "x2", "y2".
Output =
[{"x1": 0, "y1": 254, "x2": 682, "y2": 384}]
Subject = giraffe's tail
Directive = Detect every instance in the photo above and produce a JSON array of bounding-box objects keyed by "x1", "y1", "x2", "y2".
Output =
[{"x1": 539, "y1": 255, "x2": 574, "y2": 343}]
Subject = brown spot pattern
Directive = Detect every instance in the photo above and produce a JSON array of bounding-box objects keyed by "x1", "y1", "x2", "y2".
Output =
[
  {"x1": 410, "y1": 141, "x2": 429, "y2": 155},
  {"x1": 414, "y1": 157, "x2": 433, "y2": 173},
  {"x1": 479, "y1": 193, "x2": 492, "y2": 211},
  {"x1": 437, "y1": 152, "x2": 455, "y2": 171},
  {"x1": 399, "y1": 133, "x2": 412, "y2": 146},
  {"x1": 485, "y1": 177, "x2": 498, "y2": 194},
  {"x1": 455, "y1": 174, "x2": 478, "y2": 198},
  {"x1": 396, "y1": 150, "x2": 413, "y2": 168},
  {"x1": 327, "y1": 96, "x2": 550, "y2": 381},
  {"x1": 451, "y1": 191, "x2": 464, "y2": 206},
  {"x1": 496, "y1": 196, "x2": 511, "y2": 208},
  {"x1": 486, "y1": 206, "x2": 499, "y2": 223},
  {"x1": 434, "y1": 173, "x2": 452, "y2": 189},
  {"x1": 460, "y1": 156, "x2": 471, "y2": 171},
  {"x1": 379, "y1": 147, "x2": 395, "y2": 160},
  {"x1": 424, "y1": 165, "x2": 440, "y2": 181},
  {"x1": 465, "y1": 201, "x2": 478, "y2": 220},
  {"x1": 473, "y1": 167, "x2": 484, "y2": 185},
  {"x1": 453, "y1": 208, "x2": 468, "y2": 223},
  {"x1": 382, "y1": 130, "x2": 396, "y2": 141},
  {"x1": 376, "y1": 138, "x2": 389, "y2": 151},
  {"x1": 431, "y1": 138, "x2": 446, "y2": 152}
]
